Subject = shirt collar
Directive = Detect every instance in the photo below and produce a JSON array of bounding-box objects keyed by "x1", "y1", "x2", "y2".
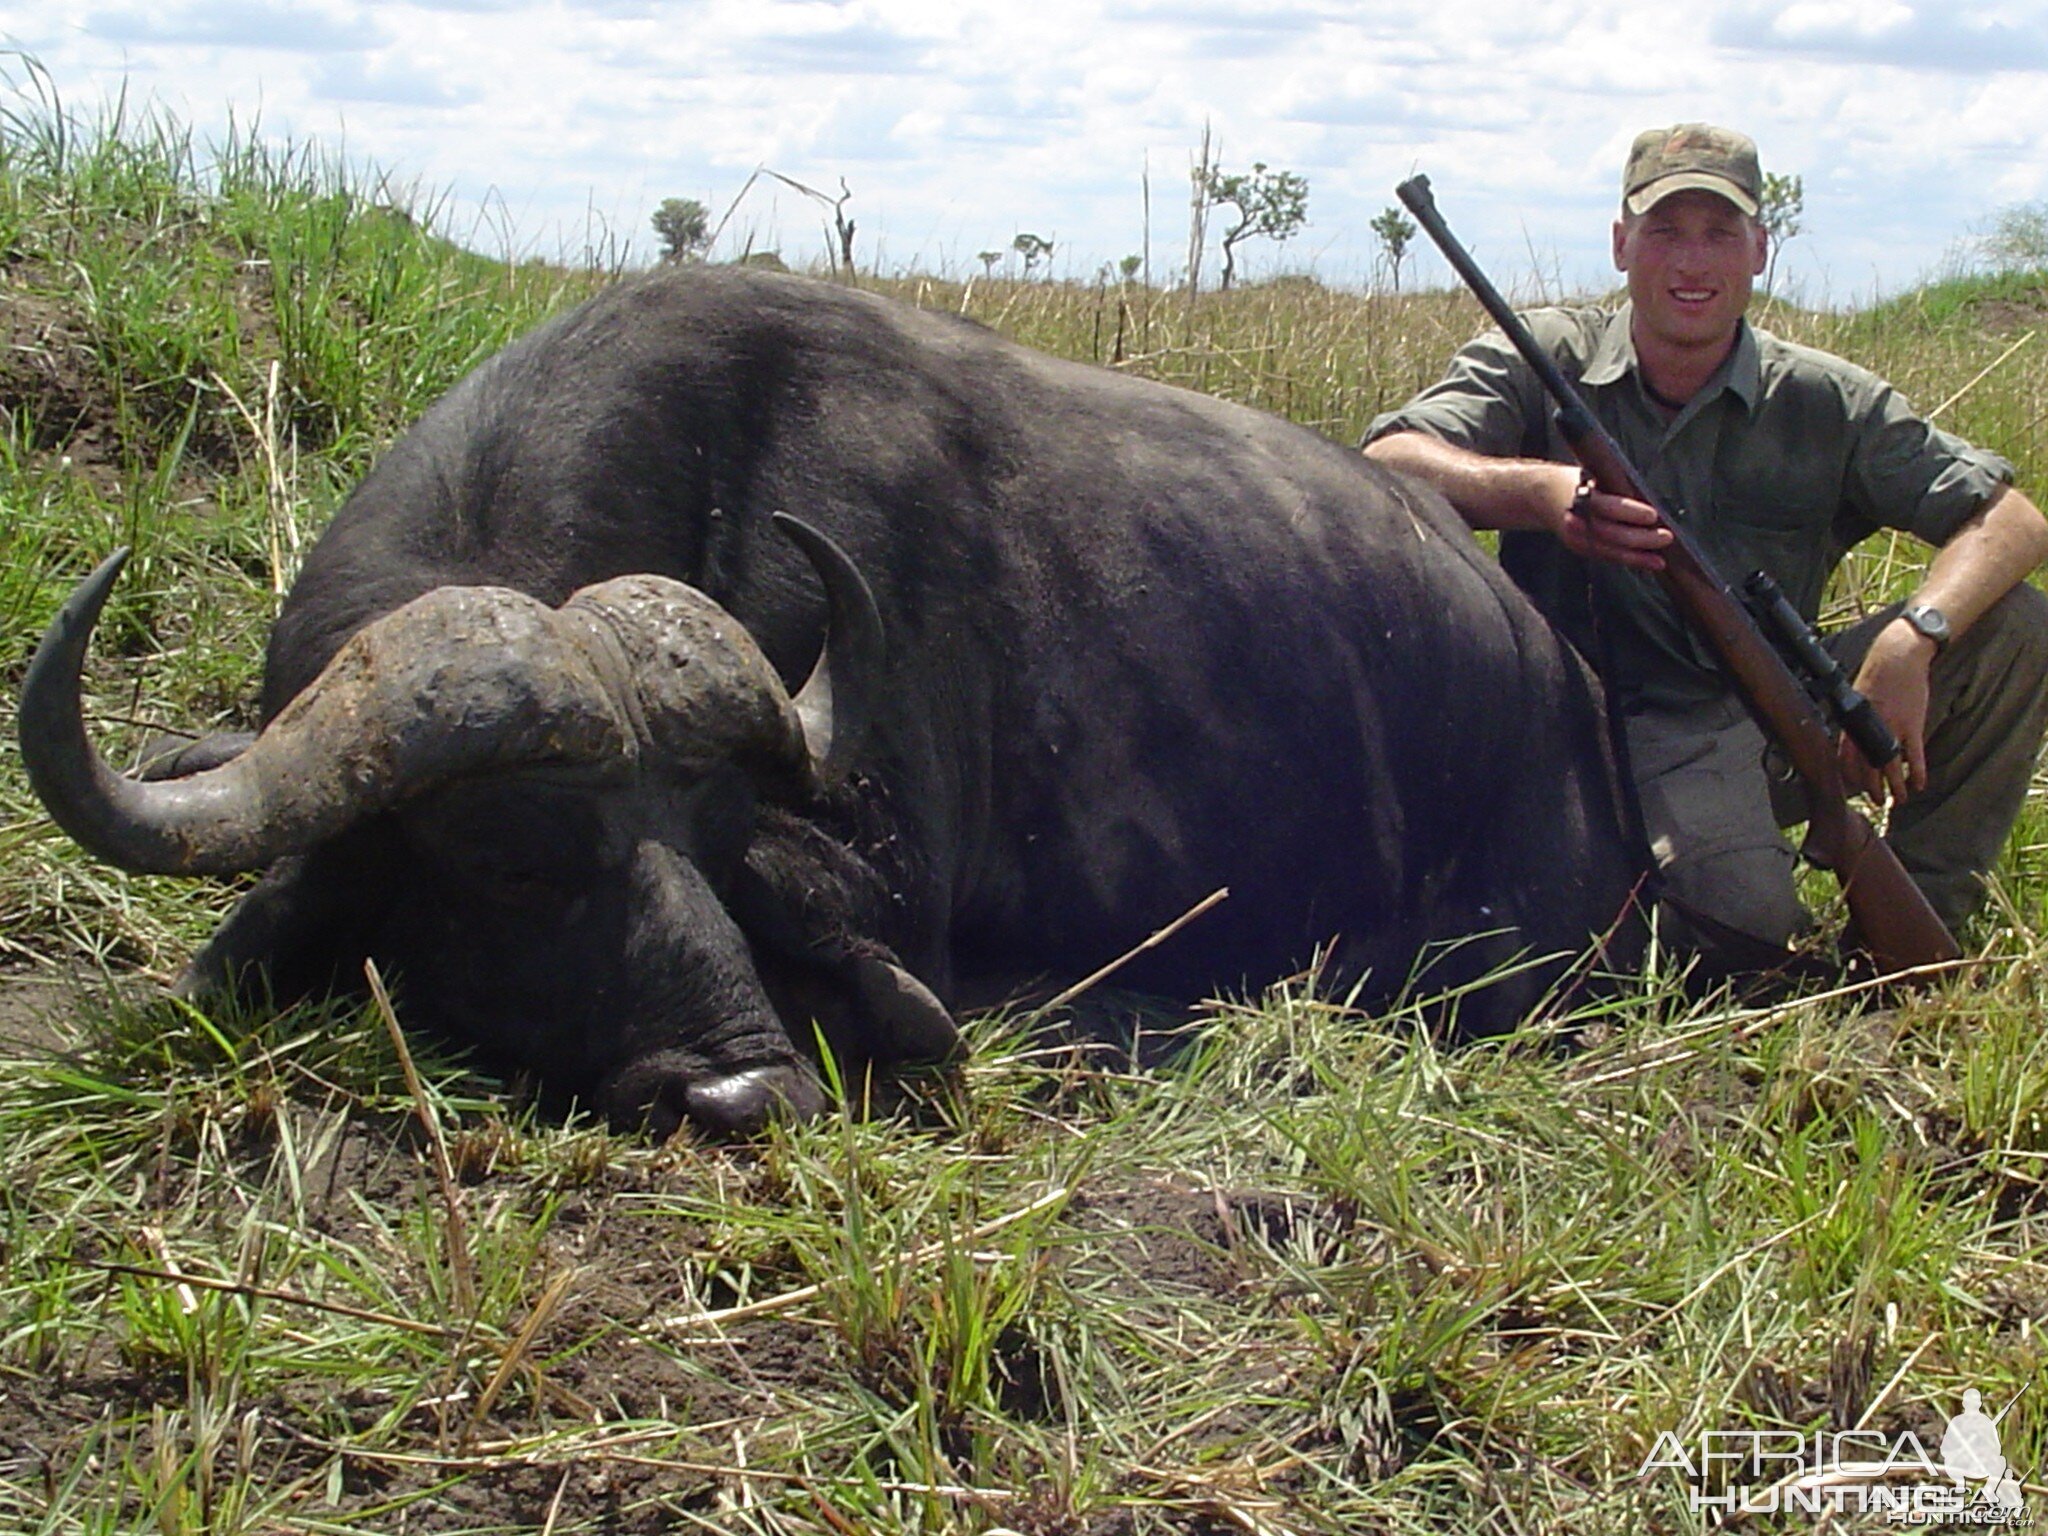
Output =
[{"x1": 1582, "y1": 303, "x2": 1762, "y2": 413}]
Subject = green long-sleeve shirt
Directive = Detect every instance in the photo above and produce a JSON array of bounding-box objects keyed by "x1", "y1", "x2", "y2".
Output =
[{"x1": 1365, "y1": 304, "x2": 2013, "y2": 710}]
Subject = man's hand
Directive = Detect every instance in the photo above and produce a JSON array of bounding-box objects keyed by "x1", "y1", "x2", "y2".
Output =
[
  {"x1": 1836, "y1": 487, "x2": 2048, "y2": 805},
  {"x1": 1842, "y1": 618, "x2": 1936, "y2": 804},
  {"x1": 1553, "y1": 471, "x2": 1673, "y2": 572}
]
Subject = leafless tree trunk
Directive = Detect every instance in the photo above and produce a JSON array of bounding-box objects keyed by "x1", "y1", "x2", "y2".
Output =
[{"x1": 1186, "y1": 122, "x2": 1213, "y2": 296}]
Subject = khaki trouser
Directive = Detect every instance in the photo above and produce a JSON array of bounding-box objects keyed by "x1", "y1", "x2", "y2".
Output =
[{"x1": 1625, "y1": 583, "x2": 2048, "y2": 951}]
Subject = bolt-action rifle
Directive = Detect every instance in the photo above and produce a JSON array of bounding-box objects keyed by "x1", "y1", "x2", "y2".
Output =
[{"x1": 1395, "y1": 174, "x2": 1959, "y2": 974}]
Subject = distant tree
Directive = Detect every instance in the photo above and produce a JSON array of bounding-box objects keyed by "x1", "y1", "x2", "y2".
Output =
[
  {"x1": 1197, "y1": 161, "x2": 1309, "y2": 290},
  {"x1": 652, "y1": 196, "x2": 710, "y2": 262},
  {"x1": 978, "y1": 249, "x2": 1004, "y2": 278},
  {"x1": 1369, "y1": 205, "x2": 1417, "y2": 292},
  {"x1": 1758, "y1": 172, "x2": 1803, "y2": 293},
  {"x1": 830, "y1": 178, "x2": 857, "y2": 274},
  {"x1": 1013, "y1": 232, "x2": 1053, "y2": 278},
  {"x1": 1984, "y1": 201, "x2": 2048, "y2": 271},
  {"x1": 748, "y1": 170, "x2": 859, "y2": 276},
  {"x1": 1119, "y1": 253, "x2": 1143, "y2": 282}
]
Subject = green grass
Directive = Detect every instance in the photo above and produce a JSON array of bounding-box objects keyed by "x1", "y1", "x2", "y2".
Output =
[
  {"x1": 6, "y1": 65, "x2": 2048, "y2": 1534},
  {"x1": 7, "y1": 974, "x2": 2047, "y2": 1531},
  {"x1": 1857, "y1": 268, "x2": 2048, "y2": 333}
]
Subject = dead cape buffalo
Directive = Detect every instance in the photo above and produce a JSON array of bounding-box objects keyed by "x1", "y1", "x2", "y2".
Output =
[{"x1": 21, "y1": 266, "x2": 1645, "y2": 1137}]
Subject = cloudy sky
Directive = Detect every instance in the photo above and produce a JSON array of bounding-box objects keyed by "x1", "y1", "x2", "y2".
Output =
[{"x1": 4, "y1": 0, "x2": 2045, "y2": 301}]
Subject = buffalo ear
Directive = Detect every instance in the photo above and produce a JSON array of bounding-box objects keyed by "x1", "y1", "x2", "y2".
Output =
[
  {"x1": 747, "y1": 947, "x2": 964, "y2": 1072},
  {"x1": 177, "y1": 821, "x2": 401, "y2": 1009},
  {"x1": 134, "y1": 731, "x2": 258, "y2": 782},
  {"x1": 726, "y1": 832, "x2": 962, "y2": 1069},
  {"x1": 842, "y1": 954, "x2": 963, "y2": 1065}
]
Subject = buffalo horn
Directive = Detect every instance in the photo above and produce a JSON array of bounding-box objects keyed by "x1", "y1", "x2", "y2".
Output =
[
  {"x1": 773, "y1": 512, "x2": 884, "y2": 789},
  {"x1": 21, "y1": 522, "x2": 883, "y2": 876},
  {"x1": 588, "y1": 514, "x2": 883, "y2": 795},
  {"x1": 18, "y1": 551, "x2": 635, "y2": 876}
]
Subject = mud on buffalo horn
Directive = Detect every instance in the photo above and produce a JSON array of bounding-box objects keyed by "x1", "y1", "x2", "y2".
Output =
[{"x1": 17, "y1": 513, "x2": 883, "y2": 877}]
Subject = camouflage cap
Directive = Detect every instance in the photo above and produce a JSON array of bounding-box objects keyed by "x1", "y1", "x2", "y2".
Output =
[{"x1": 1623, "y1": 124, "x2": 1762, "y2": 217}]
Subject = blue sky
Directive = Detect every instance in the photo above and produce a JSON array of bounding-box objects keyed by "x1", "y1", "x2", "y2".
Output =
[{"x1": 6, "y1": 0, "x2": 2045, "y2": 301}]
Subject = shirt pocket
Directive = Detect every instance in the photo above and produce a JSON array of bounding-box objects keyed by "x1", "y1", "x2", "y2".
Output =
[{"x1": 1707, "y1": 449, "x2": 1844, "y2": 610}]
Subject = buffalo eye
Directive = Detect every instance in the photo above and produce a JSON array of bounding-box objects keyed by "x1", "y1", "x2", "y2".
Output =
[
  {"x1": 397, "y1": 775, "x2": 609, "y2": 904},
  {"x1": 677, "y1": 769, "x2": 758, "y2": 896}
]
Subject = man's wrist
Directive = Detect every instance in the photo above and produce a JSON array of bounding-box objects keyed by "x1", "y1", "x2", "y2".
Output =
[
  {"x1": 1899, "y1": 601, "x2": 1952, "y2": 654},
  {"x1": 1884, "y1": 610, "x2": 1943, "y2": 662}
]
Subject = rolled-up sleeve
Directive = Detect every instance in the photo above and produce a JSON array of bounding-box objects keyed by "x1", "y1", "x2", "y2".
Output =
[
  {"x1": 1362, "y1": 330, "x2": 1543, "y2": 456},
  {"x1": 1847, "y1": 381, "x2": 2015, "y2": 548}
]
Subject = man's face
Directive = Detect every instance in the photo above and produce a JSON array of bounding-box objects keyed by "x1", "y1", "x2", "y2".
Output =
[{"x1": 1611, "y1": 189, "x2": 1768, "y2": 358}]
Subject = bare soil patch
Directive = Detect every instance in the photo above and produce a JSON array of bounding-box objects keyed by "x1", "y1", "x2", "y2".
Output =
[{"x1": 0, "y1": 966, "x2": 83, "y2": 1058}]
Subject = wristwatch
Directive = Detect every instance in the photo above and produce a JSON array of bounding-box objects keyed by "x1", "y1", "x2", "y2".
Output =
[{"x1": 1901, "y1": 601, "x2": 1951, "y2": 652}]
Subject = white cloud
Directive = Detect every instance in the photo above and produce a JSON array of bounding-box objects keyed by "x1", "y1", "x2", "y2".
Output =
[
  {"x1": 1711, "y1": 1, "x2": 2048, "y2": 72},
  {"x1": 1765, "y1": 0, "x2": 1916, "y2": 39},
  {"x1": 84, "y1": 0, "x2": 384, "y2": 51},
  {"x1": 310, "y1": 52, "x2": 477, "y2": 106},
  {"x1": 6, "y1": 0, "x2": 2047, "y2": 292}
]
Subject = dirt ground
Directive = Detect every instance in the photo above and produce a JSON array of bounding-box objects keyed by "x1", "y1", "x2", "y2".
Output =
[
  {"x1": 0, "y1": 969, "x2": 1309, "y2": 1534},
  {"x1": 0, "y1": 967, "x2": 80, "y2": 1057}
]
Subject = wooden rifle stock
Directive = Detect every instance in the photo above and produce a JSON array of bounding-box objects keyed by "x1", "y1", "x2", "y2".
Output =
[{"x1": 1395, "y1": 174, "x2": 1959, "y2": 973}]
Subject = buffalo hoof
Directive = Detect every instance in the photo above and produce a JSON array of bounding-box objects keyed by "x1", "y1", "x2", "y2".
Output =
[{"x1": 603, "y1": 1055, "x2": 828, "y2": 1140}]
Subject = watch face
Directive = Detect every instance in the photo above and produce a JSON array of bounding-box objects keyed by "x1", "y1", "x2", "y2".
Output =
[{"x1": 1905, "y1": 603, "x2": 1951, "y2": 646}]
